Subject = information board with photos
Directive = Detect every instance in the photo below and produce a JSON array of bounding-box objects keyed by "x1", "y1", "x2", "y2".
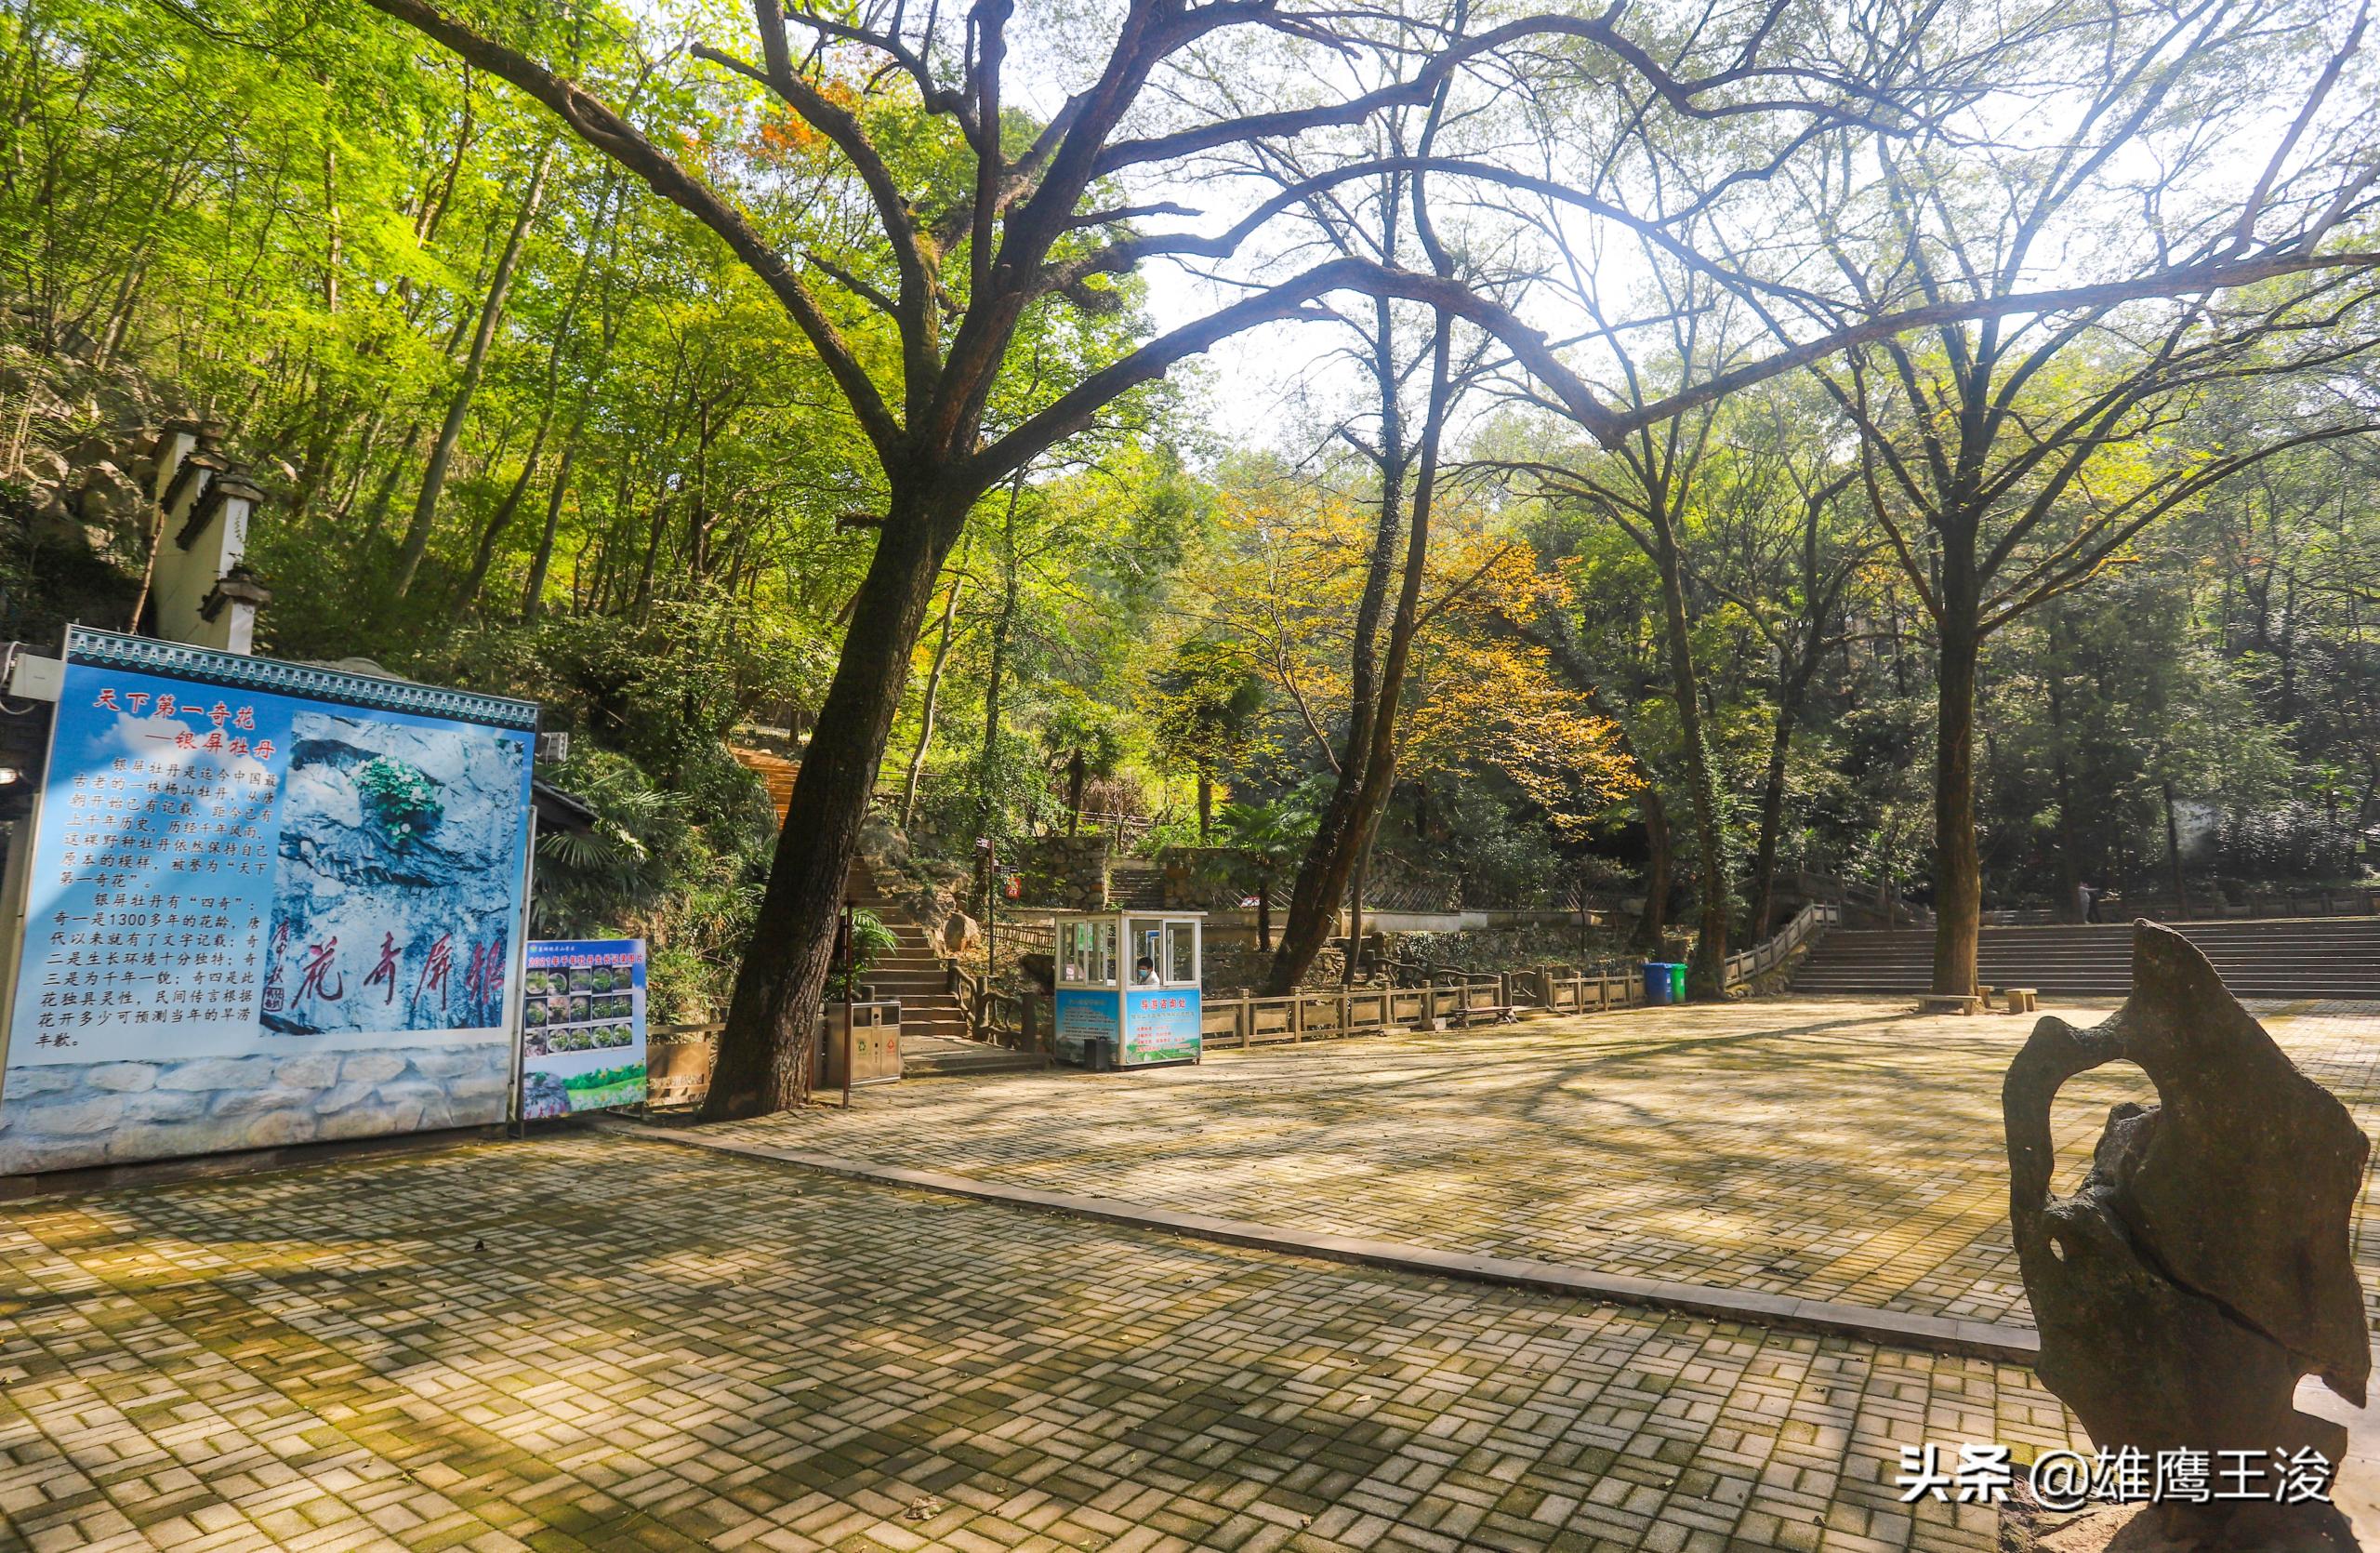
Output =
[{"x1": 519, "y1": 938, "x2": 646, "y2": 1117}]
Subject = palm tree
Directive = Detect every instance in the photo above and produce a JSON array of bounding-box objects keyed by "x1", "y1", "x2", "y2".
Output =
[{"x1": 1215, "y1": 801, "x2": 1316, "y2": 953}]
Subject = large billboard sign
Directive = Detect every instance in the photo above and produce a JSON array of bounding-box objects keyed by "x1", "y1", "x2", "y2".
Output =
[
  {"x1": 520, "y1": 938, "x2": 646, "y2": 1118},
  {"x1": 1, "y1": 627, "x2": 537, "y2": 1174}
]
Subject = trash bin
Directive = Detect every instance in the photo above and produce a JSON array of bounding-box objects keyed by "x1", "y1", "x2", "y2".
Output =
[
  {"x1": 1642, "y1": 962, "x2": 1675, "y2": 1005},
  {"x1": 1670, "y1": 962, "x2": 1688, "y2": 1002},
  {"x1": 1089, "y1": 1035, "x2": 1116, "y2": 1072}
]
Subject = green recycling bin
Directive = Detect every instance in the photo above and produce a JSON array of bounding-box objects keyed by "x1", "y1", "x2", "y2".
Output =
[{"x1": 1670, "y1": 962, "x2": 1687, "y2": 1002}]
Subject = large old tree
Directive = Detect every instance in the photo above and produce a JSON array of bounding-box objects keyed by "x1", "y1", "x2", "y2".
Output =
[{"x1": 360, "y1": 0, "x2": 2380, "y2": 1106}]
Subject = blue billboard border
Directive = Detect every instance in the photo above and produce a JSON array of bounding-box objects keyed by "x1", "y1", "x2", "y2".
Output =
[{"x1": 64, "y1": 625, "x2": 540, "y2": 732}]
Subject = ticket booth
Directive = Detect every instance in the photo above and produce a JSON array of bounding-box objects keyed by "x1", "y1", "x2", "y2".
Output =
[{"x1": 1050, "y1": 909, "x2": 1202, "y2": 1069}]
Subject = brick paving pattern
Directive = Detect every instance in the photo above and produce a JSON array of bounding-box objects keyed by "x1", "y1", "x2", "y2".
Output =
[
  {"x1": 3, "y1": 994, "x2": 2371, "y2": 1550},
  {"x1": 0, "y1": 1132, "x2": 2078, "y2": 1552},
  {"x1": 697, "y1": 997, "x2": 2380, "y2": 1329}
]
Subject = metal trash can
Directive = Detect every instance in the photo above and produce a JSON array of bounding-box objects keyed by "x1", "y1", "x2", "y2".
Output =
[
  {"x1": 1642, "y1": 962, "x2": 1676, "y2": 1005},
  {"x1": 1089, "y1": 1035, "x2": 1116, "y2": 1072}
]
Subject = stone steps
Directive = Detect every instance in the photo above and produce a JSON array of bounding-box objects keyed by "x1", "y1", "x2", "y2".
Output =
[
  {"x1": 899, "y1": 1031, "x2": 1046, "y2": 1077},
  {"x1": 1792, "y1": 918, "x2": 2380, "y2": 998}
]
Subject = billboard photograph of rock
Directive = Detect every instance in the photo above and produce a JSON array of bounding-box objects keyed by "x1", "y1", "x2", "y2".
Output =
[
  {"x1": 0, "y1": 628, "x2": 538, "y2": 1175},
  {"x1": 258, "y1": 710, "x2": 526, "y2": 1037}
]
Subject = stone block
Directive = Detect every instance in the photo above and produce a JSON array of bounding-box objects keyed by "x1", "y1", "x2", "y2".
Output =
[
  {"x1": 340, "y1": 1053, "x2": 407, "y2": 1084},
  {"x1": 107, "y1": 1122, "x2": 227, "y2": 1164},
  {"x1": 1, "y1": 1068, "x2": 78, "y2": 1097},
  {"x1": 238, "y1": 1109, "x2": 317, "y2": 1148},
  {"x1": 84, "y1": 1063, "x2": 159, "y2": 1093},
  {"x1": 319, "y1": 1102, "x2": 420, "y2": 1141},
  {"x1": 210, "y1": 1086, "x2": 312, "y2": 1119},
  {"x1": 406, "y1": 1048, "x2": 482, "y2": 1081},
  {"x1": 310, "y1": 1082, "x2": 377, "y2": 1114},
  {"x1": 274, "y1": 1053, "x2": 344, "y2": 1088},
  {"x1": 20, "y1": 1094, "x2": 126, "y2": 1135},
  {"x1": 373, "y1": 1081, "x2": 456, "y2": 1129},
  {"x1": 122, "y1": 1089, "x2": 208, "y2": 1123},
  {"x1": 159, "y1": 1055, "x2": 277, "y2": 1091},
  {"x1": 2006, "y1": 920, "x2": 2370, "y2": 1535},
  {"x1": 0, "y1": 1133, "x2": 109, "y2": 1175},
  {"x1": 444, "y1": 1075, "x2": 511, "y2": 1110}
]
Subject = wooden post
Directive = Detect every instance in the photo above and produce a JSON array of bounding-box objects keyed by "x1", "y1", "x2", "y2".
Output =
[{"x1": 839, "y1": 900, "x2": 855, "y2": 1108}]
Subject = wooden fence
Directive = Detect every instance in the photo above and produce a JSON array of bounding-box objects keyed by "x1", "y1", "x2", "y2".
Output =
[
  {"x1": 651, "y1": 899, "x2": 1847, "y2": 1076},
  {"x1": 1021, "y1": 967, "x2": 1647, "y2": 1053}
]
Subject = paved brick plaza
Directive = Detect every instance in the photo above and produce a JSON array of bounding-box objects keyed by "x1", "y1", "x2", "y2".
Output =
[
  {"x1": 0, "y1": 995, "x2": 2372, "y2": 1552},
  {"x1": 702, "y1": 996, "x2": 2380, "y2": 1330}
]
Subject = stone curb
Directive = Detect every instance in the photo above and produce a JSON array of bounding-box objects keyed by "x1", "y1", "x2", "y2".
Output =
[{"x1": 591, "y1": 1117, "x2": 2043, "y2": 1367}]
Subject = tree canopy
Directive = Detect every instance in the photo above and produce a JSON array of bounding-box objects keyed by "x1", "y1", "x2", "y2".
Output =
[{"x1": 5, "y1": 0, "x2": 2378, "y2": 1106}]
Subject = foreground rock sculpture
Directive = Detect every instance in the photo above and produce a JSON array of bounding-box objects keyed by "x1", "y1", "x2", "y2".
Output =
[{"x1": 2004, "y1": 922, "x2": 2369, "y2": 1546}]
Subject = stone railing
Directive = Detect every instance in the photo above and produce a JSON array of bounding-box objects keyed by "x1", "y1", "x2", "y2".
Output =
[
  {"x1": 1722, "y1": 901, "x2": 1841, "y2": 990},
  {"x1": 1982, "y1": 887, "x2": 2380, "y2": 924}
]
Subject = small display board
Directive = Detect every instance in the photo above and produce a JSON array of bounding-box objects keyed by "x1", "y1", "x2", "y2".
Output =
[{"x1": 520, "y1": 939, "x2": 645, "y2": 1117}]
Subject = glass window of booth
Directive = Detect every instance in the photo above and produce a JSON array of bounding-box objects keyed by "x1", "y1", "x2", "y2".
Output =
[
  {"x1": 1164, "y1": 922, "x2": 1198, "y2": 985},
  {"x1": 1060, "y1": 919, "x2": 1117, "y2": 985},
  {"x1": 1127, "y1": 919, "x2": 1163, "y2": 985}
]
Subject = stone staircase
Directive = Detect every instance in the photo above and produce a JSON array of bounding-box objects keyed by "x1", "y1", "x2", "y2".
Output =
[
  {"x1": 1791, "y1": 917, "x2": 2380, "y2": 1001},
  {"x1": 1106, "y1": 858, "x2": 1169, "y2": 909},
  {"x1": 848, "y1": 862, "x2": 1043, "y2": 1076}
]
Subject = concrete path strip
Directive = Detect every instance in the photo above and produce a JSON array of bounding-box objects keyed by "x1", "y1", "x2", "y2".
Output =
[{"x1": 593, "y1": 1115, "x2": 2043, "y2": 1366}]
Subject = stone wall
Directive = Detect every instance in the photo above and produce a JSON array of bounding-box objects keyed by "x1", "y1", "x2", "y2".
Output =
[
  {"x1": 1016, "y1": 836, "x2": 1110, "y2": 909},
  {"x1": 1157, "y1": 846, "x2": 1253, "y2": 909},
  {"x1": 0, "y1": 1040, "x2": 510, "y2": 1175}
]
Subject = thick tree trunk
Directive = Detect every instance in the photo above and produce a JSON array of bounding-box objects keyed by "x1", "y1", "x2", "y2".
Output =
[
  {"x1": 1931, "y1": 605, "x2": 1983, "y2": 997},
  {"x1": 2163, "y1": 779, "x2": 2189, "y2": 918},
  {"x1": 701, "y1": 494, "x2": 955, "y2": 1120},
  {"x1": 2048, "y1": 655, "x2": 2082, "y2": 921},
  {"x1": 1197, "y1": 771, "x2": 1212, "y2": 841},
  {"x1": 393, "y1": 140, "x2": 554, "y2": 598},
  {"x1": 1634, "y1": 780, "x2": 1673, "y2": 955},
  {"x1": 1268, "y1": 299, "x2": 1407, "y2": 992},
  {"x1": 518, "y1": 432, "x2": 578, "y2": 620},
  {"x1": 899, "y1": 576, "x2": 964, "y2": 828},
  {"x1": 1649, "y1": 518, "x2": 1729, "y2": 999},
  {"x1": 1749, "y1": 656, "x2": 1813, "y2": 941},
  {"x1": 1300, "y1": 320, "x2": 1455, "y2": 996},
  {"x1": 1343, "y1": 833, "x2": 1369, "y2": 987}
]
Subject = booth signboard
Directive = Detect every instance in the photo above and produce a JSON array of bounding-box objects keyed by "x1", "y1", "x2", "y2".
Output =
[
  {"x1": 0, "y1": 627, "x2": 537, "y2": 1175},
  {"x1": 1122, "y1": 988, "x2": 1200, "y2": 1066},
  {"x1": 1053, "y1": 986, "x2": 1120, "y2": 1058},
  {"x1": 520, "y1": 939, "x2": 646, "y2": 1117}
]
